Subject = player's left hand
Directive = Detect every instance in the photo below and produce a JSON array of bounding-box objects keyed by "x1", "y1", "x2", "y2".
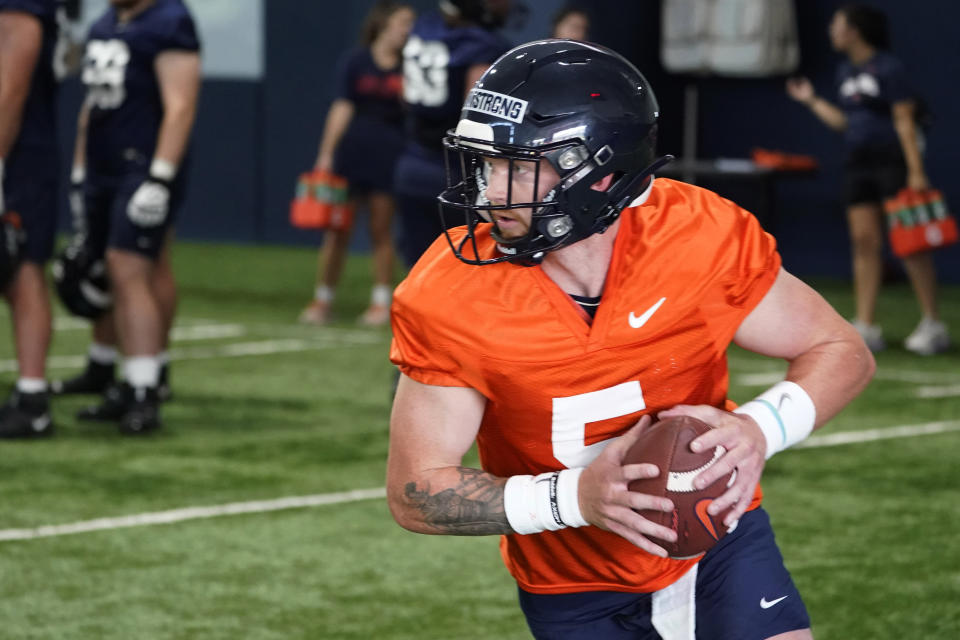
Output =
[
  {"x1": 657, "y1": 404, "x2": 767, "y2": 527},
  {"x1": 127, "y1": 178, "x2": 170, "y2": 227}
]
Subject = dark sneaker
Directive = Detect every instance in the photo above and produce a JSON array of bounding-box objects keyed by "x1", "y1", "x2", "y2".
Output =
[
  {"x1": 77, "y1": 382, "x2": 130, "y2": 422},
  {"x1": 50, "y1": 360, "x2": 115, "y2": 395},
  {"x1": 119, "y1": 386, "x2": 161, "y2": 435},
  {"x1": 158, "y1": 363, "x2": 172, "y2": 402},
  {"x1": 0, "y1": 390, "x2": 54, "y2": 438}
]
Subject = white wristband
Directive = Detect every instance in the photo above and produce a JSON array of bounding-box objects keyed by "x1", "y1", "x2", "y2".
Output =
[
  {"x1": 503, "y1": 468, "x2": 588, "y2": 535},
  {"x1": 149, "y1": 158, "x2": 177, "y2": 182},
  {"x1": 556, "y1": 467, "x2": 589, "y2": 528},
  {"x1": 71, "y1": 166, "x2": 86, "y2": 183},
  {"x1": 734, "y1": 380, "x2": 816, "y2": 459}
]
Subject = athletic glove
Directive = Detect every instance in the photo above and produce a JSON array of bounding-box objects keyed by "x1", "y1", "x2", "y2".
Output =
[{"x1": 127, "y1": 160, "x2": 175, "y2": 227}]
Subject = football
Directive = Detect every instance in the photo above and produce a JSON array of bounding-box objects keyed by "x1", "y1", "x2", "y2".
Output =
[{"x1": 624, "y1": 415, "x2": 736, "y2": 559}]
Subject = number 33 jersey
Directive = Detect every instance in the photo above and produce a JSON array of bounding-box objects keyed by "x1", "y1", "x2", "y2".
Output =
[
  {"x1": 83, "y1": 0, "x2": 199, "y2": 175},
  {"x1": 390, "y1": 178, "x2": 781, "y2": 594},
  {"x1": 401, "y1": 9, "x2": 510, "y2": 152}
]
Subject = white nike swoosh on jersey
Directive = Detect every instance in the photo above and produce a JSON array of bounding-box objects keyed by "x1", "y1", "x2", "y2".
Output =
[
  {"x1": 760, "y1": 596, "x2": 789, "y2": 609},
  {"x1": 628, "y1": 297, "x2": 666, "y2": 329}
]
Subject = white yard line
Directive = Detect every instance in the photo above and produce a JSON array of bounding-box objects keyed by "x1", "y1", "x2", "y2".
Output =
[
  {"x1": 874, "y1": 370, "x2": 960, "y2": 385},
  {"x1": 170, "y1": 324, "x2": 247, "y2": 341},
  {"x1": 169, "y1": 336, "x2": 377, "y2": 360},
  {"x1": 54, "y1": 320, "x2": 247, "y2": 341},
  {"x1": 796, "y1": 420, "x2": 960, "y2": 448},
  {"x1": 51, "y1": 315, "x2": 239, "y2": 332},
  {"x1": 912, "y1": 385, "x2": 960, "y2": 399},
  {"x1": 734, "y1": 369, "x2": 960, "y2": 387},
  {"x1": 0, "y1": 333, "x2": 384, "y2": 373},
  {"x1": 0, "y1": 488, "x2": 386, "y2": 542},
  {"x1": 1, "y1": 420, "x2": 957, "y2": 543}
]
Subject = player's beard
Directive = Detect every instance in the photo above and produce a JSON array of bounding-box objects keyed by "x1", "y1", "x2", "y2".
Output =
[{"x1": 491, "y1": 210, "x2": 531, "y2": 240}]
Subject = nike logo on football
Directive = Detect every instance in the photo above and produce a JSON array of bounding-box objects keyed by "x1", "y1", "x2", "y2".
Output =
[
  {"x1": 694, "y1": 499, "x2": 719, "y2": 540},
  {"x1": 628, "y1": 297, "x2": 666, "y2": 329},
  {"x1": 760, "y1": 596, "x2": 788, "y2": 609}
]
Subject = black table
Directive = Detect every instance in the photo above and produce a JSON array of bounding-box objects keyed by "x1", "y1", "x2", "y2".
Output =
[{"x1": 656, "y1": 158, "x2": 817, "y2": 231}]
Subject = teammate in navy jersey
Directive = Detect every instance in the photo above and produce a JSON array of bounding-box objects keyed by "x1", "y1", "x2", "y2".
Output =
[
  {"x1": 786, "y1": 3, "x2": 949, "y2": 355},
  {"x1": 55, "y1": 0, "x2": 201, "y2": 434},
  {"x1": 0, "y1": 0, "x2": 59, "y2": 438},
  {"x1": 392, "y1": 0, "x2": 512, "y2": 267},
  {"x1": 299, "y1": 1, "x2": 414, "y2": 328}
]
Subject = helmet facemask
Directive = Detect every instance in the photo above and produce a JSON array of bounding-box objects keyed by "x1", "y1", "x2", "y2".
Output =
[
  {"x1": 440, "y1": 129, "x2": 669, "y2": 266},
  {"x1": 440, "y1": 133, "x2": 582, "y2": 265}
]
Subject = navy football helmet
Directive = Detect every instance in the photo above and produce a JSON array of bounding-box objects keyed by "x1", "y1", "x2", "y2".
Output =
[
  {"x1": 439, "y1": 39, "x2": 671, "y2": 265},
  {"x1": 51, "y1": 237, "x2": 112, "y2": 319}
]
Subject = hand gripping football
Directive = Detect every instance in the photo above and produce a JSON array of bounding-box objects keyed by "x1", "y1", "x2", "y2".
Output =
[{"x1": 624, "y1": 415, "x2": 736, "y2": 559}]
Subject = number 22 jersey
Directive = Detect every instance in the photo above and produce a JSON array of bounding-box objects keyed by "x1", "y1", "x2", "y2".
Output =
[{"x1": 390, "y1": 178, "x2": 780, "y2": 594}]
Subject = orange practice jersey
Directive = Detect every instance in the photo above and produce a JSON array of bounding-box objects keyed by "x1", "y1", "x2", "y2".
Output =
[{"x1": 390, "y1": 178, "x2": 781, "y2": 594}]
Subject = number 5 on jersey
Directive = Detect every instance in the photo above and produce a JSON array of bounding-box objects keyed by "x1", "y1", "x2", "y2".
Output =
[{"x1": 552, "y1": 381, "x2": 646, "y2": 468}]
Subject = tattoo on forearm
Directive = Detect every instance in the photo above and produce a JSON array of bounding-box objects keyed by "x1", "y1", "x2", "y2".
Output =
[{"x1": 403, "y1": 468, "x2": 511, "y2": 535}]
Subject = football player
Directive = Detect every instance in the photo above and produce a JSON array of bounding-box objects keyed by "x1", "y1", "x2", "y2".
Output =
[
  {"x1": 0, "y1": 0, "x2": 60, "y2": 438},
  {"x1": 391, "y1": 0, "x2": 512, "y2": 267},
  {"x1": 387, "y1": 40, "x2": 876, "y2": 639},
  {"x1": 56, "y1": 0, "x2": 200, "y2": 434}
]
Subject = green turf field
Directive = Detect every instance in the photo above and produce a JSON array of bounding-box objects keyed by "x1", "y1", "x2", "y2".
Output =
[{"x1": 0, "y1": 242, "x2": 957, "y2": 639}]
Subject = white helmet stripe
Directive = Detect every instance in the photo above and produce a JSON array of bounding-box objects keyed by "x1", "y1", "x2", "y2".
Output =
[{"x1": 454, "y1": 119, "x2": 496, "y2": 152}]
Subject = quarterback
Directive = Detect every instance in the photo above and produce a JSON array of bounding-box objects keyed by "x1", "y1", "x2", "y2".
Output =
[{"x1": 387, "y1": 40, "x2": 875, "y2": 639}]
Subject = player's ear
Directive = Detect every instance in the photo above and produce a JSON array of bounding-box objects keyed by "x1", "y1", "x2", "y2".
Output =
[{"x1": 590, "y1": 173, "x2": 615, "y2": 192}]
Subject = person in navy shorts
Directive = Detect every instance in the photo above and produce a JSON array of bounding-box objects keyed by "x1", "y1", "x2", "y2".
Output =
[
  {"x1": 0, "y1": 0, "x2": 59, "y2": 438},
  {"x1": 298, "y1": 1, "x2": 415, "y2": 327},
  {"x1": 786, "y1": 3, "x2": 950, "y2": 355},
  {"x1": 54, "y1": 0, "x2": 201, "y2": 434}
]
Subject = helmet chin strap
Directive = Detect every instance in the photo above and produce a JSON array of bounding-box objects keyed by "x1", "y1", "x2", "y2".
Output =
[
  {"x1": 593, "y1": 155, "x2": 675, "y2": 234},
  {"x1": 615, "y1": 155, "x2": 674, "y2": 209}
]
